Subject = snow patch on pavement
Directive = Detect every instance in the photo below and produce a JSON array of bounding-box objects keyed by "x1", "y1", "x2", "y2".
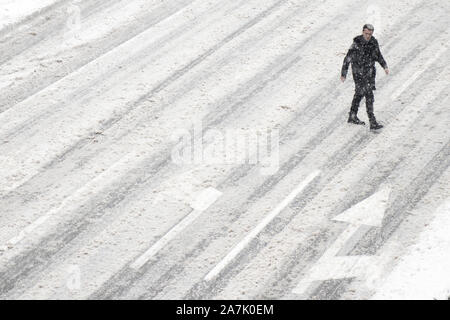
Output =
[
  {"x1": 0, "y1": 0, "x2": 58, "y2": 30},
  {"x1": 372, "y1": 199, "x2": 450, "y2": 300}
]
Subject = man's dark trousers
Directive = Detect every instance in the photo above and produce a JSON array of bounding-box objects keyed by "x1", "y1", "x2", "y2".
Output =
[{"x1": 351, "y1": 85, "x2": 375, "y2": 122}]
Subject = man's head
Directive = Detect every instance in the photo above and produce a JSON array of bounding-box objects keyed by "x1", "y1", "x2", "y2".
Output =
[{"x1": 362, "y1": 24, "x2": 374, "y2": 41}]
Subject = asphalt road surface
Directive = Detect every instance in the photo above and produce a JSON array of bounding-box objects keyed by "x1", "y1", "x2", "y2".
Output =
[{"x1": 0, "y1": 0, "x2": 449, "y2": 299}]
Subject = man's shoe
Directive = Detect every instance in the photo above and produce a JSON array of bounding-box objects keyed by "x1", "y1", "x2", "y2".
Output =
[
  {"x1": 370, "y1": 122, "x2": 384, "y2": 130},
  {"x1": 348, "y1": 113, "x2": 365, "y2": 125}
]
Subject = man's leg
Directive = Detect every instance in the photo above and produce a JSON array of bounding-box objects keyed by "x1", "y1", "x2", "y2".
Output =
[
  {"x1": 365, "y1": 89, "x2": 383, "y2": 130},
  {"x1": 351, "y1": 91, "x2": 363, "y2": 114},
  {"x1": 348, "y1": 90, "x2": 365, "y2": 125}
]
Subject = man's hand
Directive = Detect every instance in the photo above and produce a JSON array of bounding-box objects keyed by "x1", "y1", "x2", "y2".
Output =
[
  {"x1": 340, "y1": 76, "x2": 346, "y2": 82},
  {"x1": 384, "y1": 68, "x2": 389, "y2": 75}
]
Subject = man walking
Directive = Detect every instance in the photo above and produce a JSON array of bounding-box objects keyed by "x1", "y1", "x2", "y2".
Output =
[{"x1": 341, "y1": 24, "x2": 389, "y2": 130}]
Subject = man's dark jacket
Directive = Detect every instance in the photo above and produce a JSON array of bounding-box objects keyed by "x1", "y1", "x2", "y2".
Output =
[{"x1": 341, "y1": 35, "x2": 388, "y2": 93}]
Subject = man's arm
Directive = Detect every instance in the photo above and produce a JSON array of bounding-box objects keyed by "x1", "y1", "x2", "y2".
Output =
[
  {"x1": 341, "y1": 42, "x2": 355, "y2": 78},
  {"x1": 375, "y1": 40, "x2": 389, "y2": 73},
  {"x1": 341, "y1": 41, "x2": 357, "y2": 81}
]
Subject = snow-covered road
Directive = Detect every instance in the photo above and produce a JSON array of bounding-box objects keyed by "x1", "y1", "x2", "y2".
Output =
[{"x1": 0, "y1": 0, "x2": 449, "y2": 300}]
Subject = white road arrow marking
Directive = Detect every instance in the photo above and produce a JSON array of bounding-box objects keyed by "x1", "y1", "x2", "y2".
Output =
[
  {"x1": 292, "y1": 186, "x2": 391, "y2": 296},
  {"x1": 130, "y1": 187, "x2": 222, "y2": 270},
  {"x1": 205, "y1": 170, "x2": 321, "y2": 281}
]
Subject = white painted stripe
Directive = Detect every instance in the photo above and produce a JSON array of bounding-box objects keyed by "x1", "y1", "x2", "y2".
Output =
[
  {"x1": 204, "y1": 170, "x2": 321, "y2": 282},
  {"x1": 130, "y1": 187, "x2": 222, "y2": 270}
]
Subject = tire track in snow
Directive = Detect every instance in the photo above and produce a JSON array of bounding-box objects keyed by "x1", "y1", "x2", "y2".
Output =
[
  {"x1": 0, "y1": 0, "x2": 121, "y2": 66},
  {"x1": 0, "y1": 0, "x2": 201, "y2": 116}
]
